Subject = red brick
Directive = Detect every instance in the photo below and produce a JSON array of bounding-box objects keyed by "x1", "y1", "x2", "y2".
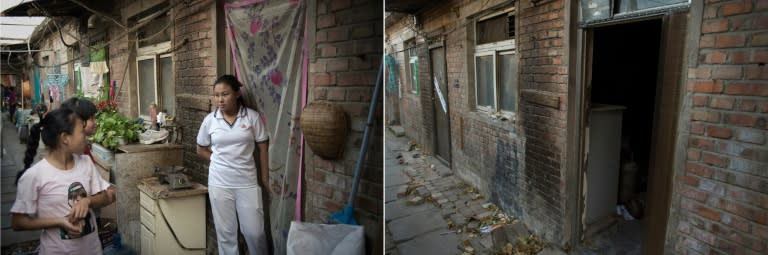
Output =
[
  {"x1": 311, "y1": 72, "x2": 335, "y2": 86},
  {"x1": 759, "y1": 0, "x2": 768, "y2": 10},
  {"x1": 721, "y1": 1, "x2": 753, "y2": 16},
  {"x1": 346, "y1": 87, "x2": 372, "y2": 102},
  {"x1": 691, "y1": 110, "x2": 721, "y2": 123},
  {"x1": 697, "y1": 205, "x2": 722, "y2": 221},
  {"x1": 754, "y1": 224, "x2": 768, "y2": 240},
  {"x1": 693, "y1": 95, "x2": 710, "y2": 106},
  {"x1": 679, "y1": 185, "x2": 709, "y2": 202},
  {"x1": 703, "y1": 19, "x2": 729, "y2": 33},
  {"x1": 322, "y1": 199, "x2": 343, "y2": 212},
  {"x1": 325, "y1": 59, "x2": 349, "y2": 72},
  {"x1": 726, "y1": 114, "x2": 757, "y2": 127},
  {"x1": 705, "y1": 5, "x2": 719, "y2": 18},
  {"x1": 754, "y1": 16, "x2": 768, "y2": 29},
  {"x1": 677, "y1": 174, "x2": 700, "y2": 186},
  {"x1": 738, "y1": 99, "x2": 757, "y2": 112},
  {"x1": 704, "y1": 51, "x2": 727, "y2": 63},
  {"x1": 729, "y1": 50, "x2": 749, "y2": 64},
  {"x1": 318, "y1": 14, "x2": 335, "y2": 29},
  {"x1": 691, "y1": 80, "x2": 724, "y2": 93},
  {"x1": 307, "y1": 181, "x2": 332, "y2": 198},
  {"x1": 686, "y1": 162, "x2": 714, "y2": 177},
  {"x1": 701, "y1": 35, "x2": 716, "y2": 48},
  {"x1": 759, "y1": 101, "x2": 768, "y2": 113},
  {"x1": 745, "y1": 66, "x2": 768, "y2": 80},
  {"x1": 689, "y1": 67, "x2": 712, "y2": 79},
  {"x1": 722, "y1": 199, "x2": 768, "y2": 224},
  {"x1": 313, "y1": 87, "x2": 328, "y2": 100},
  {"x1": 691, "y1": 122, "x2": 706, "y2": 135},
  {"x1": 326, "y1": 27, "x2": 349, "y2": 42},
  {"x1": 329, "y1": 0, "x2": 351, "y2": 11},
  {"x1": 707, "y1": 125, "x2": 733, "y2": 139},
  {"x1": 732, "y1": 15, "x2": 751, "y2": 31},
  {"x1": 751, "y1": 32, "x2": 768, "y2": 46},
  {"x1": 320, "y1": 45, "x2": 337, "y2": 57},
  {"x1": 710, "y1": 97, "x2": 734, "y2": 109},
  {"x1": 754, "y1": 49, "x2": 768, "y2": 62},
  {"x1": 701, "y1": 151, "x2": 729, "y2": 167},
  {"x1": 725, "y1": 83, "x2": 768, "y2": 96},
  {"x1": 326, "y1": 87, "x2": 346, "y2": 101},
  {"x1": 688, "y1": 149, "x2": 702, "y2": 160},
  {"x1": 713, "y1": 66, "x2": 742, "y2": 79},
  {"x1": 350, "y1": 25, "x2": 374, "y2": 39},
  {"x1": 716, "y1": 34, "x2": 746, "y2": 48},
  {"x1": 722, "y1": 214, "x2": 752, "y2": 233},
  {"x1": 337, "y1": 71, "x2": 376, "y2": 86}
]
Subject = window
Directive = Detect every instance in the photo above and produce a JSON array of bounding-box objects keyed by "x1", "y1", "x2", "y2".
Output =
[
  {"x1": 136, "y1": 41, "x2": 174, "y2": 119},
  {"x1": 581, "y1": 0, "x2": 688, "y2": 23},
  {"x1": 405, "y1": 39, "x2": 419, "y2": 94},
  {"x1": 474, "y1": 10, "x2": 517, "y2": 115}
]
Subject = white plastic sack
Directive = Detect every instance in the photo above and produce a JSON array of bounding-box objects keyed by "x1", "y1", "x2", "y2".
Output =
[{"x1": 286, "y1": 221, "x2": 364, "y2": 255}]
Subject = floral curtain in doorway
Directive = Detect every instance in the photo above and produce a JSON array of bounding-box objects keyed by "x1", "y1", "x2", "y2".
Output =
[{"x1": 225, "y1": 0, "x2": 305, "y2": 252}]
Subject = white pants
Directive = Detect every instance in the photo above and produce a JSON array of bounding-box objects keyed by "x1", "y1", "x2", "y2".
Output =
[{"x1": 209, "y1": 186, "x2": 268, "y2": 255}]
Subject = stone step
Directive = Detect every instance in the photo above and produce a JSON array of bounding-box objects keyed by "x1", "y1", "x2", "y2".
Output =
[{"x1": 388, "y1": 125, "x2": 405, "y2": 137}]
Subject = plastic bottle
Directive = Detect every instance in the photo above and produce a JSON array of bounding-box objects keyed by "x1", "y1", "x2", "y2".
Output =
[{"x1": 103, "y1": 233, "x2": 137, "y2": 255}]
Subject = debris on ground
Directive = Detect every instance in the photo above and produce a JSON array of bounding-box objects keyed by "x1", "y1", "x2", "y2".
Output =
[
  {"x1": 413, "y1": 153, "x2": 421, "y2": 158},
  {"x1": 496, "y1": 235, "x2": 546, "y2": 255}
]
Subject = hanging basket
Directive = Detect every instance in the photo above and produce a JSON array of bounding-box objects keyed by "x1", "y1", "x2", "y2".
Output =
[{"x1": 300, "y1": 101, "x2": 348, "y2": 159}]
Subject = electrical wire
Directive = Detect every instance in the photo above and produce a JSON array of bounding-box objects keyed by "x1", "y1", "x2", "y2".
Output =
[{"x1": 66, "y1": 0, "x2": 128, "y2": 29}]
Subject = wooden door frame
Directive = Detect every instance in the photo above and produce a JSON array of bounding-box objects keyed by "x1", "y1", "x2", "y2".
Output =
[
  {"x1": 428, "y1": 41, "x2": 452, "y2": 166},
  {"x1": 569, "y1": 13, "x2": 686, "y2": 254}
]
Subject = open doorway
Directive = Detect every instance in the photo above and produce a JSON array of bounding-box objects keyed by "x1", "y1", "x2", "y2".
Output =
[{"x1": 581, "y1": 19, "x2": 662, "y2": 254}]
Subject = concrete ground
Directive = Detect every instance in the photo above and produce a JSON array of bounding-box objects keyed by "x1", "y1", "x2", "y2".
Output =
[
  {"x1": 385, "y1": 127, "x2": 565, "y2": 255},
  {"x1": 1, "y1": 111, "x2": 41, "y2": 251}
]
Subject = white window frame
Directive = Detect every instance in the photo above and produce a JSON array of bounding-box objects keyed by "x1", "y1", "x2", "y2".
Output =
[
  {"x1": 473, "y1": 9, "x2": 517, "y2": 118},
  {"x1": 136, "y1": 41, "x2": 173, "y2": 120}
]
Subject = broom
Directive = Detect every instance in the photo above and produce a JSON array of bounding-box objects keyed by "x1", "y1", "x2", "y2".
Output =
[{"x1": 329, "y1": 57, "x2": 383, "y2": 225}]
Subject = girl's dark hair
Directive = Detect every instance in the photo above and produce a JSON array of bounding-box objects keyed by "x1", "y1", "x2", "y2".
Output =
[
  {"x1": 16, "y1": 108, "x2": 78, "y2": 185},
  {"x1": 213, "y1": 75, "x2": 245, "y2": 106},
  {"x1": 61, "y1": 97, "x2": 97, "y2": 121}
]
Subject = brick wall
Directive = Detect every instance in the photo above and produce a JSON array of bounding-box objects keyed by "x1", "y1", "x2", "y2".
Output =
[
  {"x1": 516, "y1": 0, "x2": 568, "y2": 243},
  {"x1": 171, "y1": 0, "x2": 218, "y2": 253},
  {"x1": 672, "y1": 0, "x2": 768, "y2": 254},
  {"x1": 385, "y1": 0, "x2": 570, "y2": 244},
  {"x1": 384, "y1": 19, "x2": 423, "y2": 144},
  {"x1": 307, "y1": 0, "x2": 383, "y2": 254}
]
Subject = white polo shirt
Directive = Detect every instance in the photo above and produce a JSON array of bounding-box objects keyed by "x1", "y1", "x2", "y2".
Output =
[{"x1": 197, "y1": 106, "x2": 269, "y2": 188}]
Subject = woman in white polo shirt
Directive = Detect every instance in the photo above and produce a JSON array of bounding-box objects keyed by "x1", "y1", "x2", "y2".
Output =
[{"x1": 196, "y1": 75, "x2": 270, "y2": 255}]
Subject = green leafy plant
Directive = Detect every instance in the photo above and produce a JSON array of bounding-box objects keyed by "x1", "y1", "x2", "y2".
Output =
[{"x1": 91, "y1": 109, "x2": 143, "y2": 150}]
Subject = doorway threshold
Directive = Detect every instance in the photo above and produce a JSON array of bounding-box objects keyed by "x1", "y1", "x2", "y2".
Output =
[{"x1": 577, "y1": 218, "x2": 643, "y2": 255}]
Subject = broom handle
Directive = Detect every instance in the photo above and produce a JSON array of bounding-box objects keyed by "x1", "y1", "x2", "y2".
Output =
[{"x1": 346, "y1": 56, "x2": 383, "y2": 207}]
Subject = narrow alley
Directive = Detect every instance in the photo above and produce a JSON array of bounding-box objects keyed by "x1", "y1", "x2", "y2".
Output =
[
  {"x1": 385, "y1": 128, "x2": 565, "y2": 255},
  {"x1": 1, "y1": 112, "x2": 41, "y2": 254}
]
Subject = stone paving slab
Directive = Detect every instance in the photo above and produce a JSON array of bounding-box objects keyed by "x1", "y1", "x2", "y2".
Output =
[
  {"x1": 398, "y1": 228, "x2": 461, "y2": 255},
  {"x1": 388, "y1": 209, "x2": 448, "y2": 243},
  {"x1": 385, "y1": 185, "x2": 404, "y2": 203},
  {"x1": 385, "y1": 198, "x2": 435, "y2": 222}
]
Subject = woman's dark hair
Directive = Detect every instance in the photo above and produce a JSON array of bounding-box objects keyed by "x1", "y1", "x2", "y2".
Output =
[
  {"x1": 213, "y1": 75, "x2": 245, "y2": 106},
  {"x1": 16, "y1": 108, "x2": 79, "y2": 184},
  {"x1": 61, "y1": 97, "x2": 97, "y2": 121}
]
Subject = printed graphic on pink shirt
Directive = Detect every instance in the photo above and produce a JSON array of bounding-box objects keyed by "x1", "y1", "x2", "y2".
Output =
[{"x1": 59, "y1": 182, "x2": 94, "y2": 239}]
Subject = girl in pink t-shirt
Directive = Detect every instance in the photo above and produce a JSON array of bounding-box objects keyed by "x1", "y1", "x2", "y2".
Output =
[{"x1": 11, "y1": 108, "x2": 116, "y2": 255}]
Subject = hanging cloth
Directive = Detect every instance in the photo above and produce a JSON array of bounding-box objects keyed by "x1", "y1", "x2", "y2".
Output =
[{"x1": 225, "y1": 0, "x2": 305, "y2": 253}]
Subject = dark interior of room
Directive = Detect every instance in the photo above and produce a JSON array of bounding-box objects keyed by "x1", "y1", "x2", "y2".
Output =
[{"x1": 591, "y1": 19, "x2": 662, "y2": 198}]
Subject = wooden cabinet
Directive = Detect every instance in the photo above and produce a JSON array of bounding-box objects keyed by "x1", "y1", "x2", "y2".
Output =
[{"x1": 138, "y1": 178, "x2": 207, "y2": 255}]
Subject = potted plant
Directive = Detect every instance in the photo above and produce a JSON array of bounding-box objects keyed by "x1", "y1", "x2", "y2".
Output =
[{"x1": 91, "y1": 101, "x2": 143, "y2": 150}]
